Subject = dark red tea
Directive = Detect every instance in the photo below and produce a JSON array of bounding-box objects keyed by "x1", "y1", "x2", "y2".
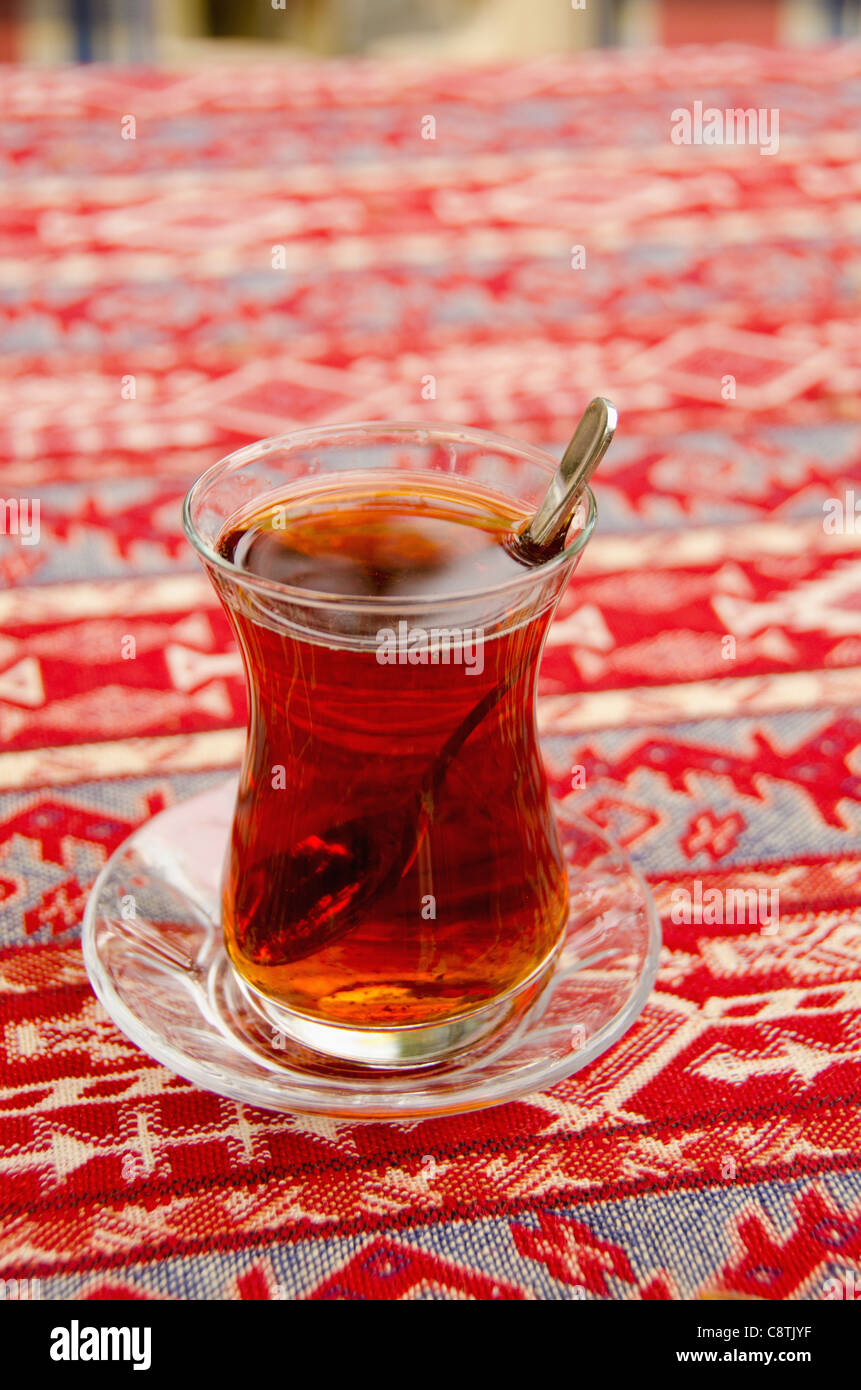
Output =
[{"x1": 215, "y1": 476, "x2": 569, "y2": 1029}]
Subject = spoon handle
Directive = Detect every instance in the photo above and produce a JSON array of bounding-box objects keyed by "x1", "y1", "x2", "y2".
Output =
[{"x1": 520, "y1": 397, "x2": 617, "y2": 554}]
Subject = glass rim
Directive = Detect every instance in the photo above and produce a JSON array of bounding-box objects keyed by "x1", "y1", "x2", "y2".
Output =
[{"x1": 182, "y1": 419, "x2": 598, "y2": 611}]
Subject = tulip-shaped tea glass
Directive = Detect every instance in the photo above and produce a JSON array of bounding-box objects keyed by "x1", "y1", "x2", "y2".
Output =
[{"x1": 183, "y1": 422, "x2": 598, "y2": 1066}]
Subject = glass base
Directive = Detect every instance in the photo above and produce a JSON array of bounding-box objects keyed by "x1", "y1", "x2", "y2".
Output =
[
  {"x1": 235, "y1": 943, "x2": 561, "y2": 1068},
  {"x1": 82, "y1": 776, "x2": 661, "y2": 1120}
]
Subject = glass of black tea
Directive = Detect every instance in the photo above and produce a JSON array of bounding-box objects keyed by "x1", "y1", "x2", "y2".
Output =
[{"x1": 183, "y1": 422, "x2": 597, "y2": 1066}]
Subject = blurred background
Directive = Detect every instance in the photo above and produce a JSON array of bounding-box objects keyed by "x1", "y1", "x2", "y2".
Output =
[{"x1": 1, "y1": 0, "x2": 860, "y2": 63}]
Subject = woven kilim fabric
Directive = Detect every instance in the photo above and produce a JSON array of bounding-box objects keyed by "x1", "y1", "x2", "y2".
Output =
[{"x1": 1, "y1": 45, "x2": 860, "y2": 1301}]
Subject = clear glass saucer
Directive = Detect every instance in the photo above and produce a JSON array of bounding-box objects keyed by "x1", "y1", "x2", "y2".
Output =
[{"x1": 82, "y1": 778, "x2": 661, "y2": 1120}]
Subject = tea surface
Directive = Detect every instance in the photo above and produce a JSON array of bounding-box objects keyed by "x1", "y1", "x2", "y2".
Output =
[{"x1": 219, "y1": 478, "x2": 532, "y2": 598}]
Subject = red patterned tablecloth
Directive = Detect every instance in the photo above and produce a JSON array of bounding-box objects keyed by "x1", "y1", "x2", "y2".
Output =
[{"x1": 1, "y1": 44, "x2": 860, "y2": 1301}]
